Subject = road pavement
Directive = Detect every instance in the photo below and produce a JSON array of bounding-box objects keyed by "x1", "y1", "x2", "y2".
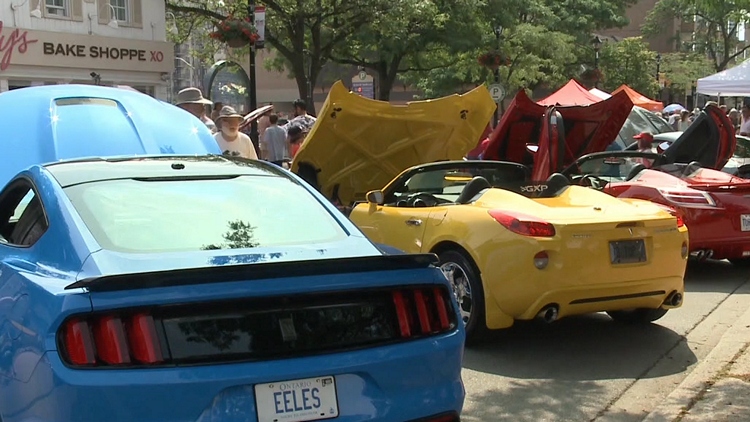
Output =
[{"x1": 460, "y1": 260, "x2": 750, "y2": 422}]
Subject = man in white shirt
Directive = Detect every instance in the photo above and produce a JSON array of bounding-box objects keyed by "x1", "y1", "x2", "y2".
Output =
[
  {"x1": 740, "y1": 101, "x2": 750, "y2": 136},
  {"x1": 213, "y1": 106, "x2": 258, "y2": 160}
]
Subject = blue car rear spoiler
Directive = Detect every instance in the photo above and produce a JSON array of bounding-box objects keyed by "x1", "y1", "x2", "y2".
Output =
[{"x1": 64, "y1": 253, "x2": 439, "y2": 293}]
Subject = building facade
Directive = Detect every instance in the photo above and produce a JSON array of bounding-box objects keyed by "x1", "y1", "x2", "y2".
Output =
[{"x1": 0, "y1": 0, "x2": 173, "y2": 100}]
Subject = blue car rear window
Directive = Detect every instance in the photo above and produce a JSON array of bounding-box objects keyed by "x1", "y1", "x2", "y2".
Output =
[{"x1": 63, "y1": 176, "x2": 347, "y2": 253}]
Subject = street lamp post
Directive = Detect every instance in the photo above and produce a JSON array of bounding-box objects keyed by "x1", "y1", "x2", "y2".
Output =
[
  {"x1": 591, "y1": 35, "x2": 602, "y2": 88},
  {"x1": 493, "y1": 24, "x2": 503, "y2": 128},
  {"x1": 655, "y1": 53, "x2": 661, "y2": 81},
  {"x1": 246, "y1": 1, "x2": 259, "y2": 145}
]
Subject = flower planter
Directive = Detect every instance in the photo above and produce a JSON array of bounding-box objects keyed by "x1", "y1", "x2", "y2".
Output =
[{"x1": 226, "y1": 38, "x2": 249, "y2": 48}]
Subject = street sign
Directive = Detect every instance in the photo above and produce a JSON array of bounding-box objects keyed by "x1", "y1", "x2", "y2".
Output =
[
  {"x1": 489, "y1": 83, "x2": 506, "y2": 102},
  {"x1": 352, "y1": 81, "x2": 374, "y2": 99}
]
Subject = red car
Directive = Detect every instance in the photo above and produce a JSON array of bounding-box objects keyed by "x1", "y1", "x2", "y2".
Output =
[
  {"x1": 561, "y1": 106, "x2": 747, "y2": 263},
  {"x1": 484, "y1": 91, "x2": 748, "y2": 264},
  {"x1": 481, "y1": 89, "x2": 634, "y2": 180}
]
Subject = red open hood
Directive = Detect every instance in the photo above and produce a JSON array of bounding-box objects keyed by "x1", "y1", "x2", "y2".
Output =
[{"x1": 483, "y1": 89, "x2": 633, "y2": 179}]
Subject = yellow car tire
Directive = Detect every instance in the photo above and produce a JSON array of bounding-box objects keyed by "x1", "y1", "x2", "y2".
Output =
[
  {"x1": 606, "y1": 308, "x2": 668, "y2": 324},
  {"x1": 437, "y1": 249, "x2": 488, "y2": 343}
]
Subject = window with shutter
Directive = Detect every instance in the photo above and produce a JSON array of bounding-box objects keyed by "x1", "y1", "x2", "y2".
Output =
[{"x1": 131, "y1": 0, "x2": 143, "y2": 28}]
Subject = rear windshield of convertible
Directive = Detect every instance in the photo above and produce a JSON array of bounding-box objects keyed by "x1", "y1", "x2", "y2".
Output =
[{"x1": 63, "y1": 175, "x2": 347, "y2": 253}]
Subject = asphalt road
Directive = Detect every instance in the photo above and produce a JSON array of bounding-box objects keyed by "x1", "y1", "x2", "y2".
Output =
[{"x1": 461, "y1": 259, "x2": 750, "y2": 422}]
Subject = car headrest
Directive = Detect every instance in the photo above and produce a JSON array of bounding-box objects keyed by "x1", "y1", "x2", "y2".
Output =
[
  {"x1": 455, "y1": 176, "x2": 491, "y2": 204},
  {"x1": 545, "y1": 173, "x2": 570, "y2": 196}
]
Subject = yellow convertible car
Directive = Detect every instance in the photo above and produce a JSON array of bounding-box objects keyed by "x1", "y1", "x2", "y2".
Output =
[{"x1": 349, "y1": 160, "x2": 689, "y2": 340}]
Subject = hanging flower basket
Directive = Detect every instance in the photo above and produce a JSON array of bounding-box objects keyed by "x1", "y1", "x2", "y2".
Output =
[
  {"x1": 477, "y1": 51, "x2": 511, "y2": 70},
  {"x1": 209, "y1": 15, "x2": 260, "y2": 48},
  {"x1": 581, "y1": 68, "x2": 604, "y2": 82}
]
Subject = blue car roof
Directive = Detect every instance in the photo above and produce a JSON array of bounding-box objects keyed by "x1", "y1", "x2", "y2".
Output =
[{"x1": 0, "y1": 85, "x2": 220, "y2": 187}]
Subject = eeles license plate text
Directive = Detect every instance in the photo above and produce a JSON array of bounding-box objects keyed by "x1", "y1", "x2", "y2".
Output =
[
  {"x1": 610, "y1": 239, "x2": 647, "y2": 264},
  {"x1": 255, "y1": 376, "x2": 338, "y2": 422}
]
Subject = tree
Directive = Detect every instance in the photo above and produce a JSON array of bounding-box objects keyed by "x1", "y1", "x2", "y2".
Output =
[
  {"x1": 598, "y1": 37, "x2": 660, "y2": 98},
  {"x1": 330, "y1": 0, "x2": 485, "y2": 100},
  {"x1": 165, "y1": 0, "x2": 388, "y2": 114},
  {"x1": 659, "y1": 51, "x2": 716, "y2": 90},
  {"x1": 643, "y1": 0, "x2": 750, "y2": 71},
  {"x1": 398, "y1": 0, "x2": 635, "y2": 100}
]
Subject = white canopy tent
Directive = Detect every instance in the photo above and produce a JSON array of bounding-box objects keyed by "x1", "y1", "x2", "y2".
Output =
[
  {"x1": 696, "y1": 58, "x2": 750, "y2": 97},
  {"x1": 589, "y1": 88, "x2": 611, "y2": 100}
]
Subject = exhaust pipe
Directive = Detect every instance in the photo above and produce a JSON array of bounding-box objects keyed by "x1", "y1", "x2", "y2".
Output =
[
  {"x1": 536, "y1": 305, "x2": 559, "y2": 323},
  {"x1": 690, "y1": 250, "x2": 714, "y2": 261},
  {"x1": 663, "y1": 291, "x2": 683, "y2": 307}
]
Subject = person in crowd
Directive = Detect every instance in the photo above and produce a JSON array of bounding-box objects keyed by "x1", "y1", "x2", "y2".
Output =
[
  {"x1": 740, "y1": 100, "x2": 750, "y2": 136},
  {"x1": 214, "y1": 106, "x2": 258, "y2": 160},
  {"x1": 668, "y1": 111, "x2": 680, "y2": 130},
  {"x1": 720, "y1": 104, "x2": 728, "y2": 115},
  {"x1": 633, "y1": 132, "x2": 654, "y2": 152},
  {"x1": 678, "y1": 110, "x2": 691, "y2": 131},
  {"x1": 175, "y1": 87, "x2": 217, "y2": 133},
  {"x1": 287, "y1": 125, "x2": 308, "y2": 158},
  {"x1": 211, "y1": 102, "x2": 224, "y2": 130},
  {"x1": 729, "y1": 108, "x2": 741, "y2": 133},
  {"x1": 283, "y1": 99, "x2": 317, "y2": 132},
  {"x1": 258, "y1": 105, "x2": 273, "y2": 142},
  {"x1": 260, "y1": 114, "x2": 289, "y2": 166}
]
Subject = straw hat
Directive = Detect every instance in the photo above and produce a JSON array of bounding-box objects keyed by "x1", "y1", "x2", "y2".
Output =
[
  {"x1": 175, "y1": 87, "x2": 212, "y2": 106},
  {"x1": 215, "y1": 105, "x2": 244, "y2": 121}
]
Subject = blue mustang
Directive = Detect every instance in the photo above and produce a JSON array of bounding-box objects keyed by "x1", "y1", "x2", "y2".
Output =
[{"x1": 0, "y1": 86, "x2": 465, "y2": 422}]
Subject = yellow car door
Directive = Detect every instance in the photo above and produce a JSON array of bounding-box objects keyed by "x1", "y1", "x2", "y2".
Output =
[{"x1": 350, "y1": 204, "x2": 432, "y2": 253}]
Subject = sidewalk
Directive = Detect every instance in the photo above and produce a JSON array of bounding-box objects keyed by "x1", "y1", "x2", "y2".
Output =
[{"x1": 643, "y1": 293, "x2": 750, "y2": 422}]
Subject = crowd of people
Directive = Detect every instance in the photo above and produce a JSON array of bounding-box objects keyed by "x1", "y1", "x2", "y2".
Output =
[
  {"x1": 173, "y1": 87, "x2": 317, "y2": 166},
  {"x1": 657, "y1": 99, "x2": 750, "y2": 136}
]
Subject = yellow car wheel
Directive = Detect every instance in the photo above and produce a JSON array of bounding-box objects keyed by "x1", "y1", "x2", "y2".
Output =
[
  {"x1": 438, "y1": 250, "x2": 487, "y2": 342},
  {"x1": 606, "y1": 308, "x2": 668, "y2": 324}
]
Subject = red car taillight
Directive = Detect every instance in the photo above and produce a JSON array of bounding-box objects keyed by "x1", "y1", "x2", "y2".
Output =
[
  {"x1": 658, "y1": 188, "x2": 716, "y2": 207},
  {"x1": 391, "y1": 287, "x2": 454, "y2": 338},
  {"x1": 488, "y1": 210, "x2": 556, "y2": 237},
  {"x1": 60, "y1": 313, "x2": 164, "y2": 367},
  {"x1": 655, "y1": 203, "x2": 686, "y2": 228}
]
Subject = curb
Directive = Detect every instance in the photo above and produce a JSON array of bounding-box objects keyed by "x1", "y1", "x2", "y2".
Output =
[{"x1": 642, "y1": 282, "x2": 750, "y2": 422}]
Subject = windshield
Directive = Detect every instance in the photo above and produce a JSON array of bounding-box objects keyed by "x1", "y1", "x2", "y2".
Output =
[
  {"x1": 384, "y1": 164, "x2": 530, "y2": 206},
  {"x1": 566, "y1": 155, "x2": 659, "y2": 182},
  {"x1": 64, "y1": 176, "x2": 347, "y2": 253}
]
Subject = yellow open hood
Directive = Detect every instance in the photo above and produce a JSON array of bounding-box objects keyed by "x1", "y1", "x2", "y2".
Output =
[{"x1": 291, "y1": 81, "x2": 495, "y2": 204}]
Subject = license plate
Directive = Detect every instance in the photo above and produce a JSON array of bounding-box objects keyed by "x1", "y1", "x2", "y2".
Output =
[
  {"x1": 741, "y1": 214, "x2": 750, "y2": 232},
  {"x1": 610, "y1": 239, "x2": 647, "y2": 264},
  {"x1": 255, "y1": 376, "x2": 338, "y2": 422}
]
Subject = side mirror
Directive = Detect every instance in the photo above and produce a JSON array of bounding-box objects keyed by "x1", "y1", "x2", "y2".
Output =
[
  {"x1": 366, "y1": 190, "x2": 384, "y2": 204},
  {"x1": 526, "y1": 144, "x2": 539, "y2": 154}
]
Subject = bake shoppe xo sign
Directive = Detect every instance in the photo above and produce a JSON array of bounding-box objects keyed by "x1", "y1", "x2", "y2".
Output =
[
  {"x1": 43, "y1": 43, "x2": 164, "y2": 63},
  {"x1": 0, "y1": 21, "x2": 172, "y2": 73}
]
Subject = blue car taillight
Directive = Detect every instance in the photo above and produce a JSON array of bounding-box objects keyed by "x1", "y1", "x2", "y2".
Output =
[
  {"x1": 58, "y1": 286, "x2": 457, "y2": 369},
  {"x1": 392, "y1": 287, "x2": 454, "y2": 338},
  {"x1": 61, "y1": 312, "x2": 165, "y2": 367}
]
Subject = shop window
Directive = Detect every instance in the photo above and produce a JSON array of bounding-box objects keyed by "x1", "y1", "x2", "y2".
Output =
[{"x1": 98, "y1": 0, "x2": 142, "y2": 27}]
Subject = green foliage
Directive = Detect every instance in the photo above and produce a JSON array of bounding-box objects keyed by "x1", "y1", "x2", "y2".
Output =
[
  {"x1": 202, "y1": 220, "x2": 259, "y2": 250},
  {"x1": 598, "y1": 37, "x2": 660, "y2": 98},
  {"x1": 643, "y1": 0, "x2": 750, "y2": 71},
  {"x1": 659, "y1": 52, "x2": 716, "y2": 89},
  {"x1": 331, "y1": 0, "x2": 486, "y2": 100},
  {"x1": 401, "y1": 23, "x2": 576, "y2": 99}
]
